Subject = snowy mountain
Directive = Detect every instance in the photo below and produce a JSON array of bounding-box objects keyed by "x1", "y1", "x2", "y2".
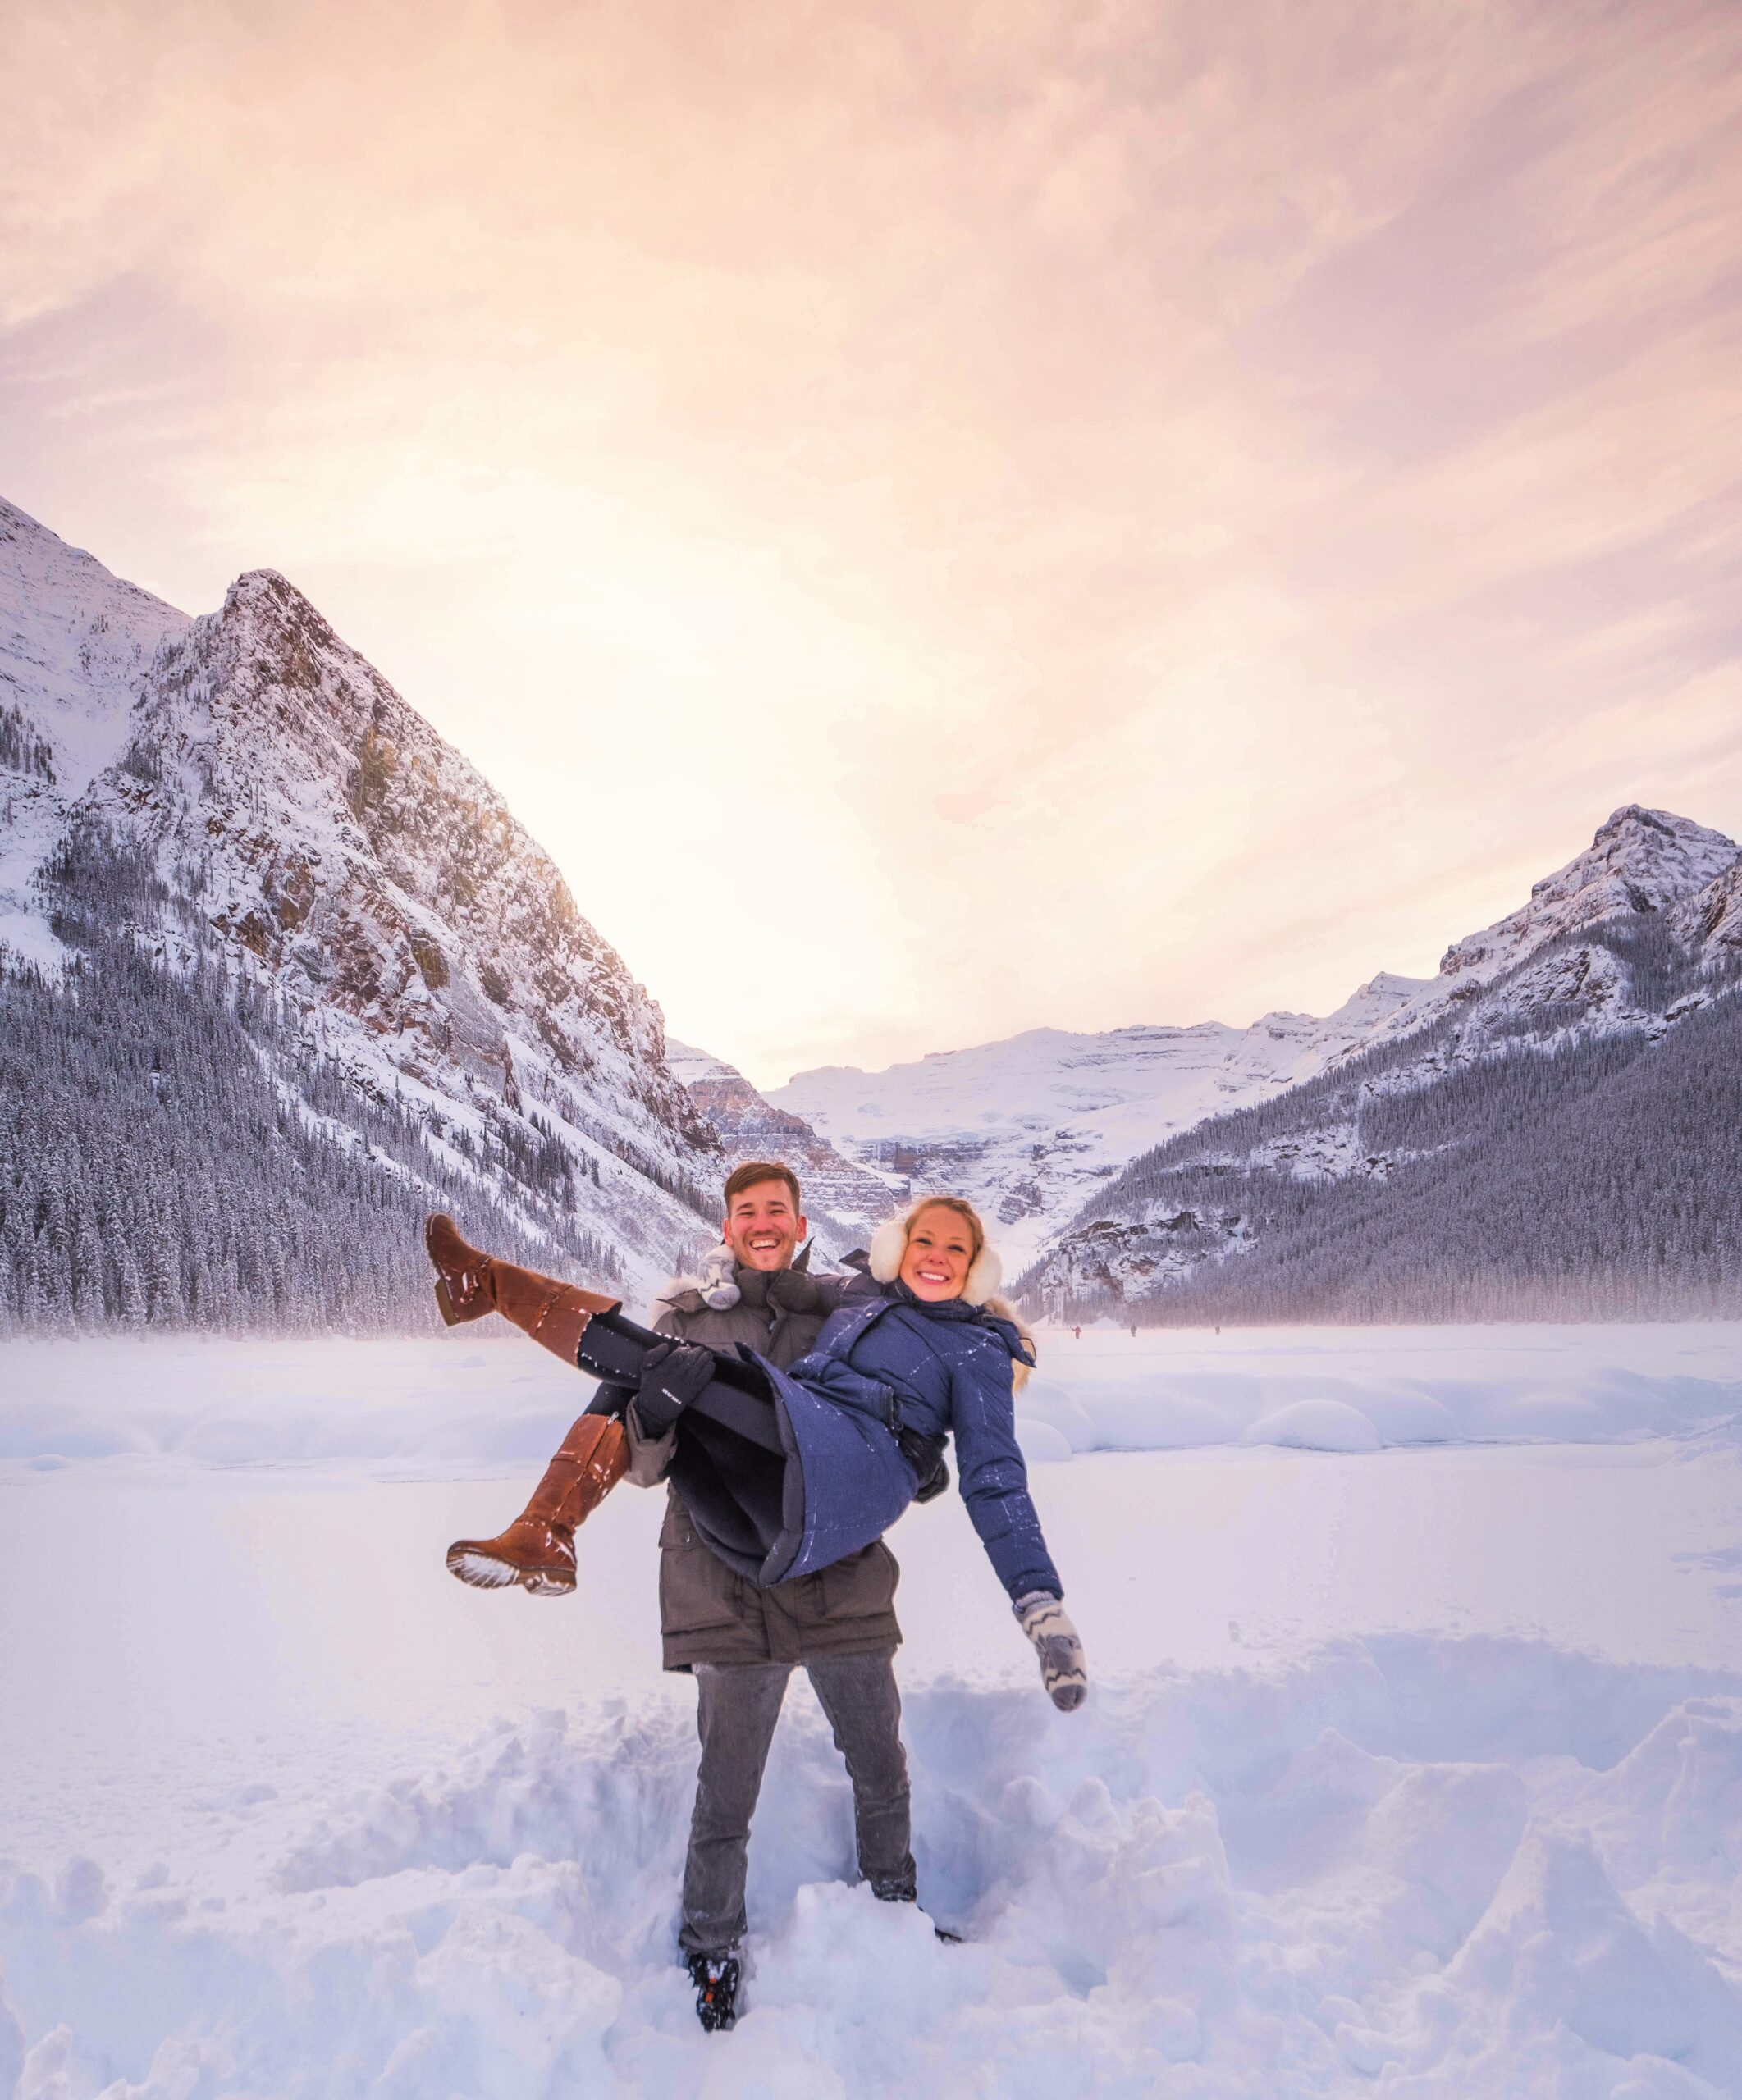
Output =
[
  {"x1": 0, "y1": 498, "x2": 189, "y2": 969},
  {"x1": 1024, "y1": 807, "x2": 1742, "y2": 1320},
  {"x1": 770, "y1": 977, "x2": 1434, "y2": 1271},
  {"x1": 774, "y1": 806, "x2": 1742, "y2": 1280},
  {"x1": 0, "y1": 498, "x2": 724, "y2": 1328},
  {"x1": 7, "y1": 490, "x2": 1738, "y2": 1331},
  {"x1": 1436, "y1": 805, "x2": 1739, "y2": 985}
]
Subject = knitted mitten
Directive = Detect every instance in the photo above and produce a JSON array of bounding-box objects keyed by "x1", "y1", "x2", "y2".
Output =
[{"x1": 1014, "y1": 1592, "x2": 1088, "y2": 1711}]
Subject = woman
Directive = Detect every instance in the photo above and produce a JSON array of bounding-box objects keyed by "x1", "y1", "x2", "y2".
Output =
[{"x1": 427, "y1": 1198, "x2": 1088, "y2": 1710}]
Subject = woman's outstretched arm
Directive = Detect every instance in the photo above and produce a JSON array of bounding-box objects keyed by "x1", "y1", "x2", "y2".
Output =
[{"x1": 948, "y1": 1339, "x2": 1063, "y2": 1602}]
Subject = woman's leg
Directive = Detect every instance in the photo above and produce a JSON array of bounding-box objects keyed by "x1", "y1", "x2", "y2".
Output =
[
  {"x1": 426, "y1": 1213, "x2": 620, "y2": 1359},
  {"x1": 427, "y1": 1215, "x2": 802, "y2": 1595},
  {"x1": 445, "y1": 1398, "x2": 631, "y2": 1594},
  {"x1": 428, "y1": 1214, "x2": 629, "y2": 1594}
]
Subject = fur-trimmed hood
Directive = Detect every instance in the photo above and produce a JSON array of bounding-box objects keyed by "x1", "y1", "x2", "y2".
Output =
[
  {"x1": 652, "y1": 1241, "x2": 826, "y2": 1319},
  {"x1": 983, "y1": 1293, "x2": 1036, "y2": 1393},
  {"x1": 656, "y1": 1241, "x2": 743, "y2": 1313}
]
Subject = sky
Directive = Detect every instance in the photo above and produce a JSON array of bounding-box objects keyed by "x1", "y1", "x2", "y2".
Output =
[{"x1": 3, "y1": 0, "x2": 1741, "y2": 1089}]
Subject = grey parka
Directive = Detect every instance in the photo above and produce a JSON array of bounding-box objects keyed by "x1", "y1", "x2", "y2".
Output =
[{"x1": 635, "y1": 1254, "x2": 903, "y2": 1669}]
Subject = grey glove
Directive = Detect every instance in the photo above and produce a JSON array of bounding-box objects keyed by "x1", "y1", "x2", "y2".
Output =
[
  {"x1": 622, "y1": 1403, "x2": 676, "y2": 1487},
  {"x1": 632, "y1": 1339, "x2": 716, "y2": 1436},
  {"x1": 1014, "y1": 1591, "x2": 1088, "y2": 1711}
]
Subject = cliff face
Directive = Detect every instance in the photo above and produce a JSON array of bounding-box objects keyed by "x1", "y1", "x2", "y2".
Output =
[{"x1": 95, "y1": 568, "x2": 718, "y2": 1216}]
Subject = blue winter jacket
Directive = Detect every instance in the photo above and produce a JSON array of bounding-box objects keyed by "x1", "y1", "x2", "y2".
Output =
[{"x1": 761, "y1": 1281, "x2": 1063, "y2": 1601}]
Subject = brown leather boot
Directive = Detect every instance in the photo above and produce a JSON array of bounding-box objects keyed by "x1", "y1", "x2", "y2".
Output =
[
  {"x1": 446, "y1": 1413, "x2": 629, "y2": 1596},
  {"x1": 425, "y1": 1214, "x2": 619, "y2": 1363}
]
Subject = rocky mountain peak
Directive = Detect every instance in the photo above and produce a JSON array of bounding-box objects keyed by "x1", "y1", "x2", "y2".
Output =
[
  {"x1": 117, "y1": 562, "x2": 710, "y2": 1143},
  {"x1": 1438, "y1": 805, "x2": 1739, "y2": 983},
  {"x1": 217, "y1": 568, "x2": 343, "y2": 660}
]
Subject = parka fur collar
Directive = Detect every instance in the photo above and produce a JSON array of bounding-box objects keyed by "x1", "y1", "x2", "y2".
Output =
[
  {"x1": 985, "y1": 1294, "x2": 1036, "y2": 1393},
  {"x1": 654, "y1": 1240, "x2": 823, "y2": 1318}
]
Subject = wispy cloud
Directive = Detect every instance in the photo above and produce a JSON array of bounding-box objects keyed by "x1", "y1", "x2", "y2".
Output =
[{"x1": 3, "y1": 0, "x2": 1740, "y2": 1084}]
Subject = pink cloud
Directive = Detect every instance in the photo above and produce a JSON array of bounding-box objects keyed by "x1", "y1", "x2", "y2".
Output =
[{"x1": 3, "y1": 0, "x2": 1740, "y2": 1083}]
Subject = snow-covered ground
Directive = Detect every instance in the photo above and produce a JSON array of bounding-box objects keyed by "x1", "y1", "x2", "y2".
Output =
[
  {"x1": 4, "y1": 1327, "x2": 1742, "y2": 2097},
  {"x1": 1017, "y1": 1320, "x2": 1742, "y2": 1460}
]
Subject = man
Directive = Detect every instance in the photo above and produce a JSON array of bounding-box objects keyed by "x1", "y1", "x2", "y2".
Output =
[{"x1": 624, "y1": 1161, "x2": 915, "y2": 2033}]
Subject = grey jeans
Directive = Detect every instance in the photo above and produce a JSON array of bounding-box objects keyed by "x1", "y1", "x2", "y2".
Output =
[{"x1": 679, "y1": 1650, "x2": 916, "y2": 1956}]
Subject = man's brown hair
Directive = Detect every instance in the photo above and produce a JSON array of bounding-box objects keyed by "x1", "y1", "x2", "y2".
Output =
[{"x1": 722, "y1": 1160, "x2": 803, "y2": 1213}]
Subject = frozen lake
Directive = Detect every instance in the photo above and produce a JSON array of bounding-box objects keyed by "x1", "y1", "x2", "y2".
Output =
[{"x1": 3, "y1": 1326, "x2": 1741, "y2": 2097}]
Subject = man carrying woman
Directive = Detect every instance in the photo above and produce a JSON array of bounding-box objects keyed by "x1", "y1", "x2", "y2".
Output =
[{"x1": 424, "y1": 1162, "x2": 1086, "y2": 2030}]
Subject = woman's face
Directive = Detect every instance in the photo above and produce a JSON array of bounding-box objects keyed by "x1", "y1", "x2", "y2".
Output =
[{"x1": 899, "y1": 1205, "x2": 976, "y2": 1302}]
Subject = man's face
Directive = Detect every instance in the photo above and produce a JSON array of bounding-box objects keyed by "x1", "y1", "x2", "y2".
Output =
[{"x1": 721, "y1": 1177, "x2": 807, "y2": 1272}]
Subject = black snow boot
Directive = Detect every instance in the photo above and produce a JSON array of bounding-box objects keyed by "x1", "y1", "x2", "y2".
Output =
[
  {"x1": 874, "y1": 1886, "x2": 962, "y2": 1944},
  {"x1": 687, "y1": 1950, "x2": 742, "y2": 2033}
]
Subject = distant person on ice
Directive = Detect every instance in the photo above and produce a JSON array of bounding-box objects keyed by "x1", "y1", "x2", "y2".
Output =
[{"x1": 423, "y1": 1164, "x2": 1086, "y2": 2029}]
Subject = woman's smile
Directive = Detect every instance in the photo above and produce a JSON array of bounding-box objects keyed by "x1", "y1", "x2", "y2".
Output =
[{"x1": 898, "y1": 1203, "x2": 976, "y2": 1300}]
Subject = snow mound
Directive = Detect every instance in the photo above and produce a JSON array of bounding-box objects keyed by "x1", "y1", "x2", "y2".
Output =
[
  {"x1": 6, "y1": 1638, "x2": 1742, "y2": 2098},
  {"x1": 1015, "y1": 1324, "x2": 1742, "y2": 1462},
  {"x1": 1243, "y1": 1395, "x2": 1385, "y2": 1451}
]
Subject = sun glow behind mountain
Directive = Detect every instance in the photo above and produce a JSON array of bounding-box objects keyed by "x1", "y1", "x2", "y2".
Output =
[{"x1": 5, "y1": 0, "x2": 1742, "y2": 1087}]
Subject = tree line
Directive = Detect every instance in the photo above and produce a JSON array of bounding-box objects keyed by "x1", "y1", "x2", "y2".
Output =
[{"x1": 0, "y1": 936, "x2": 625, "y2": 1335}]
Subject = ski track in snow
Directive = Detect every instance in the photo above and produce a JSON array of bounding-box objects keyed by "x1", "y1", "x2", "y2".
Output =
[{"x1": 3, "y1": 1328, "x2": 1742, "y2": 2098}]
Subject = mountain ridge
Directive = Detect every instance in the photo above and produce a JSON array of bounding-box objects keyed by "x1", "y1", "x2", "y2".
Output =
[
  {"x1": 1020, "y1": 823, "x2": 1742, "y2": 1319},
  {"x1": 6, "y1": 491, "x2": 1736, "y2": 1330},
  {"x1": 767, "y1": 805, "x2": 1740, "y2": 1278}
]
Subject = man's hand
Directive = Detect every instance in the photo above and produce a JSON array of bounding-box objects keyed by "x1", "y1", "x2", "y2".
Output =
[
  {"x1": 1013, "y1": 1591, "x2": 1088, "y2": 1711},
  {"x1": 622, "y1": 1404, "x2": 677, "y2": 1487},
  {"x1": 632, "y1": 1339, "x2": 717, "y2": 1437}
]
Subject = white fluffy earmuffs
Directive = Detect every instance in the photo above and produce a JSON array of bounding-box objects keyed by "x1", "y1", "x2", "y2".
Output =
[{"x1": 870, "y1": 1201, "x2": 1004, "y2": 1308}]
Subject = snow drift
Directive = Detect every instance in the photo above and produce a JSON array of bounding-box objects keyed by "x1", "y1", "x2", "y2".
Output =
[{"x1": 6, "y1": 1640, "x2": 1742, "y2": 2098}]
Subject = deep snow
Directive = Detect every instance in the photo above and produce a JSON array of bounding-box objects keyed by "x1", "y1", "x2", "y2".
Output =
[{"x1": 3, "y1": 1327, "x2": 1742, "y2": 2097}]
